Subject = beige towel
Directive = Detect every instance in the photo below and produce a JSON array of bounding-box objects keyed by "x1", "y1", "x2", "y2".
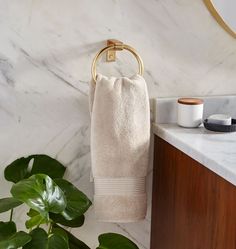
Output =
[{"x1": 89, "y1": 74, "x2": 150, "y2": 222}]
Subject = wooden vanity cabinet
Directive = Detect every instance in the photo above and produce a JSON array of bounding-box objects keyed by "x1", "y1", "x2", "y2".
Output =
[{"x1": 151, "y1": 136, "x2": 236, "y2": 249}]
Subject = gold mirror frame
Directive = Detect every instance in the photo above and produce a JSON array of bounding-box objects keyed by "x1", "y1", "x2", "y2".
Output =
[{"x1": 203, "y1": 0, "x2": 236, "y2": 38}]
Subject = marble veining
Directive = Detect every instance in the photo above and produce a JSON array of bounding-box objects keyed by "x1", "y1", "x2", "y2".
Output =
[{"x1": 0, "y1": 0, "x2": 236, "y2": 248}]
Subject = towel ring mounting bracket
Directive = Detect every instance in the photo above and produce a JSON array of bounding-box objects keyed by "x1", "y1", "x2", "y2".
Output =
[{"x1": 91, "y1": 39, "x2": 144, "y2": 82}]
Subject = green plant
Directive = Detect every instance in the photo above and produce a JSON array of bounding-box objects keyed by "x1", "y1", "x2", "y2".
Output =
[{"x1": 0, "y1": 155, "x2": 139, "y2": 249}]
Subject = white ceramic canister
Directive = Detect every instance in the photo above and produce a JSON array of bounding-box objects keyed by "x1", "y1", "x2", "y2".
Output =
[{"x1": 177, "y1": 98, "x2": 204, "y2": 128}]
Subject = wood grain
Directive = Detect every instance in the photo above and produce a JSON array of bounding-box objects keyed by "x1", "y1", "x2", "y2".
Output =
[{"x1": 151, "y1": 136, "x2": 236, "y2": 249}]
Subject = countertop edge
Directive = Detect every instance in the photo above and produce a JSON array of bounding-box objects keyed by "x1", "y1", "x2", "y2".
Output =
[{"x1": 152, "y1": 123, "x2": 236, "y2": 187}]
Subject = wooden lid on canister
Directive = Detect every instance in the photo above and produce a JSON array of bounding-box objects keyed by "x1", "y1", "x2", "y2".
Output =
[{"x1": 178, "y1": 98, "x2": 203, "y2": 105}]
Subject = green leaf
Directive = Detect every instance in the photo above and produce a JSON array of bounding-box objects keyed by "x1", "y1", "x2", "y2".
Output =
[
  {"x1": 23, "y1": 227, "x2": 69, "y2": 249},
  {"x1": 0, "y1": 231, "x2": 31, "y2": 249},
  {"x1": 50, "y1": 213, "x2": 85, "y2": 227},
  {"x1": 97, "y1": 233, "x2": 139, "y2": 249},
  {"x1": 67, "y1": 231, "x2": 90, "y2": 249},
  {"x1": 4, "y1": 157, "x2": 31, "y2": 183},
  {"x1": 23, "y1": 228, "x2": 47, "y2": 249},
  {"x1": 54, "y1": 179, "x2": 92, "y2": 220},
  {"x1": 48, "y1": 228, "x2": 69, "y2": 249},
  {"x1": 11, "y1": 174, "x2": 66, "y2": 218},
  {"x1": 30, "y1": 155, "x2": 66, "y2": 179},
  {"x1": 26, "y1": 209, "x2": 48, "y2": 229},
  {"x1": 53, "y1": 224, "x2": 90, "y2": 249},
  {"x1": 4, "y1": 155, "x2": 66, "y2": 183},
  {"x1": 0, "y1": 197, "x2": 22, "y2": 214},
  {"x1": 27, "y1": 208, "x2": 39, "y2": 218},
  {"x1": 0, "y1": 221, "x2": 16, "y2": 240},
  {"x1": 25, "y1": 214, "x2": 47, "y2": 229}
]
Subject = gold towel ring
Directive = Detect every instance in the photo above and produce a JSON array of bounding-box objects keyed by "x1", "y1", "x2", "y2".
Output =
[{"x1": 91, "y1": 43, "x2": 144, "y2": 82}]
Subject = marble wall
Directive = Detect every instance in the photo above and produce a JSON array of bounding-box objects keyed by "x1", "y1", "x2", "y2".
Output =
[{"x1": 0, "y1": 0, "x2": 236, "y2": 248}]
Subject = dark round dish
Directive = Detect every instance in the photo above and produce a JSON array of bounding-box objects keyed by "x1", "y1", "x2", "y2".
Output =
[{"x1": 203, "y1": 118, "x2": 236, "y2": 132}]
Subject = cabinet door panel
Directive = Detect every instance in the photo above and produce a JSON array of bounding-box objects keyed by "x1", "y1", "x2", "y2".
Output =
[{"x1": 150, "y1": 136, "x2": 236, "y2": 249}]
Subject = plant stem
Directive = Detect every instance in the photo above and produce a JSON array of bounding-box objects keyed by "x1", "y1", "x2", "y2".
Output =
[
  {"x1": 48, "y1": 222, "x2": 52, "y2": 235},
  {"x1": 10, "y1": 209, "x2": 13, "y2": 222}
]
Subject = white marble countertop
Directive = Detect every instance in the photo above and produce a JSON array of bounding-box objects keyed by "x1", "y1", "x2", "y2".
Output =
[{"x1": 152, "y1": 123, "x2": 236, "y2": 187}]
